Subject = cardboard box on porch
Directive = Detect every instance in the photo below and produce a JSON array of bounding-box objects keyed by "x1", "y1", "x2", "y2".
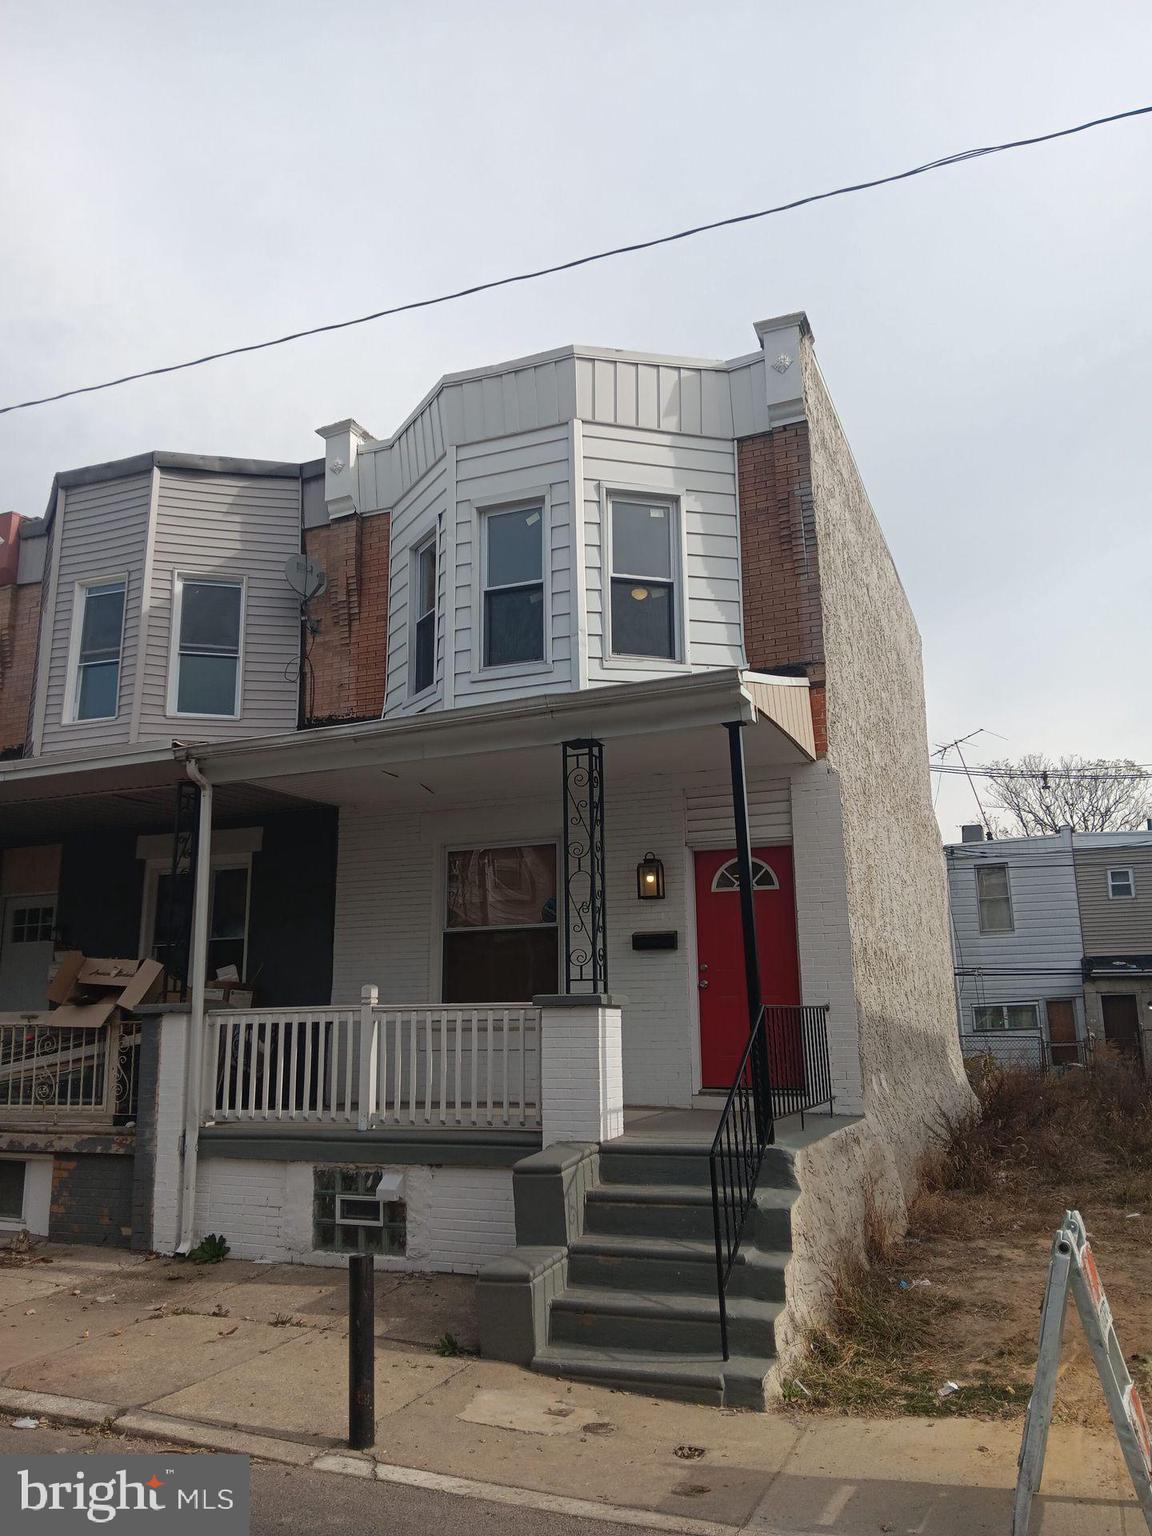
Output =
[{"x1": 44, "y1": 952, "x2": 164, "y2": 1027}]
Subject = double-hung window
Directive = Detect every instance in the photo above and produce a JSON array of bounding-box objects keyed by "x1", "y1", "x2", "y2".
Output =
[
  {"x1": 482, "y1": 506, "x2": 544, "y2": 668},
  {"x1": 1108, "y1": 868, "x2": 1135, "y2": 899},
  {"x1": 609, "y1": 497, "x2": 677, "y2": 659},
  {"x1": 70, "y1": 578, "x2": 126, "y2": 721},
  {"x1": 976, "y1": 864, "x2": 1014, "y2": 933},
  {"x1": 411, "y1": 536, "x2": 437, "y2": 695},
  {"x1": 442, "y1": 843, "x2": 557, "y2": 1002},
  {"x1": 171, "y1": 576, "x2": 243, "y2": 716}
]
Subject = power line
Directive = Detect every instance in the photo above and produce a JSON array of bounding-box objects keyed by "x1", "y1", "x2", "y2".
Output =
[{"x1": 2, "y1": 103, "x2": 1151, "y2": 417}]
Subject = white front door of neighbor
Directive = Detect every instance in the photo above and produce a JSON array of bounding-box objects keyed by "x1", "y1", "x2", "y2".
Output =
[{"x1": 0, "y1": 894, "x2": 56, "y2": 1011}]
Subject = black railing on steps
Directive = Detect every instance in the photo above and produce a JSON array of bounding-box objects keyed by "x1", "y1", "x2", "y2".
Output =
[{"x1": 709, "y1": 1003, "x2": 833, "y2": 1360}]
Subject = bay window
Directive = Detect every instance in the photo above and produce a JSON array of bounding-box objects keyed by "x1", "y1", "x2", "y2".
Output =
[
  {"x1": 69, "y1": 578, "x2": 126, "y2": 721},
  {"x1": 609, "y1": 496, "x2": 677, "y2": 659},
  {"x1": 412, "y1": 536, "x2": 437, "y2": 695},
  {"x1": 482, "y1": 506, "x2": 544, "y2": 668},
  {"x1": 171, "y1": 576, "x2": 243, "y2": 716}
]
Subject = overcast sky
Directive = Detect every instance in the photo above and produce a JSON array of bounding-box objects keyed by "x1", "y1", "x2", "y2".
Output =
[{"x1": 2, "y1": 0, "x2": 1149, "y2": 838}]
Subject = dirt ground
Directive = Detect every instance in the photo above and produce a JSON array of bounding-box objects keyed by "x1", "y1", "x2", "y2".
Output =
[{"x1": 791, "y1": 1059, "x2": 1152, "y2": 1428}]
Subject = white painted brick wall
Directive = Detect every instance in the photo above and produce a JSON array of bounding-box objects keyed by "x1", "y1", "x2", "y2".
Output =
[
  {"x1": 151, "y1": 1011, "x2": 189, "y2": 1254},
  {"x1": 789, "y1": 763, "x2": 864, "y2": 1115},
  {"x1": 540, "y1": 1004, "x2": 624, "y2": 1145},
  {"x1": 194, "y1": 1156, "x2": 514, "y2": 1272},
  {"x1": 328, "y1": 763, "x2": 852, "y2": 1112}
]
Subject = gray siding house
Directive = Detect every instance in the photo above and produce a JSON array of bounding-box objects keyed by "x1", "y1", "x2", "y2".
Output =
[
  {"x1": 946, "y1": 824, "x2": 1152, "y2": 1067},
  {"x1": 946, "y1": 827, "x2": 1086, "y2": 1064}
]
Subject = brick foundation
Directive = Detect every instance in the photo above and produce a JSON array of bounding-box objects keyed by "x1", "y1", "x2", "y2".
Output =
[
  {"x1": 302, "y1": 514, "x2": 390, "y2": 725},
  {"x1": 50, "y1": 1150, "x2": 135, "y2": 1247}
]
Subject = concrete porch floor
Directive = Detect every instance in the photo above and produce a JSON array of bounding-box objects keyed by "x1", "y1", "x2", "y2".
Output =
[{"x1": 619, "y1": 1106, "x2": 851, "y2": 1150}]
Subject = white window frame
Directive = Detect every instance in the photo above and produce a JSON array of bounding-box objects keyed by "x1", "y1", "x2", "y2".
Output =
[
  {"x1": 471, "y1": 491, "x2": 552, "y2": 680},
  {"x1": 972, "y1": 1001, "x2": 1041, "y2": 1033},
  {"x1": 62, "y1": 572, "x2": 129, "y2": 724},
  {"x1": 139, "y1": 855, "x2": 253, "y2": 980},
  {"x1": 409, "y1": 531, "x2": 439, "y2": 700},
  {"x1": 166, "y1": 572, "x2": 246, "y2": 719},
  {"x1": 710, "y1": 857, "x2": 779, "y2": 892},
  {"x1": 1108, "y1": 867, "x2": 1136, "y2": 900},
  {"x1": 600, "y1": 488, "x2": 689, "y2": 672},
  {"x1": 976, "y1": 862, "x2": 1015, "y2": 934}
]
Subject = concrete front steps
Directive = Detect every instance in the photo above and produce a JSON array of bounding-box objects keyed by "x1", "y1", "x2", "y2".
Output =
[{"x1": 529, "y1": 1136, "x2": 798, "y2": 1407}]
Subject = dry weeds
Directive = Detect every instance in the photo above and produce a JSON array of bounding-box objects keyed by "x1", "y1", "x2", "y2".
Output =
[{"x1": 786, "y1": 1052, "x2": 1152, "y2": 1423}]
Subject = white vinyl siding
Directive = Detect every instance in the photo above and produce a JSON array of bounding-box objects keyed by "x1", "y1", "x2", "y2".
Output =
[
  {"x1": 450, "y1": 427, "x2": 572, "y2": 708},
  {"x1": 356, "y1": 348, "x2": 772, "y2": 517},
  {"x1": 139, "y1": 471, "x2": 302, "y2": 740},
  {"x1": 383, "y1": 462, "x2": 447, "y2": 717},
  {"x1": 582, "y1": 425, "x2": 743, "y2": 684},
  {"x1": 39, "y1": 475, "x2": 150, "y2": 754}
]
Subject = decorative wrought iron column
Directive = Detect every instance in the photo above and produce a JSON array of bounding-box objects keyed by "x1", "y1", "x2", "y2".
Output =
[
  {"x1": 157, "y1": 779, "x2": 200, "y2": 1001},
  {"x1": 561, "y1": 739, "x2": 608, "y2": 994}
]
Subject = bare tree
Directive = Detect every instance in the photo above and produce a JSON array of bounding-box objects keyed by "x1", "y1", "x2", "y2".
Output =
[{"x1": 984, "y1": 755, "x2": 1152, "y2": 836}]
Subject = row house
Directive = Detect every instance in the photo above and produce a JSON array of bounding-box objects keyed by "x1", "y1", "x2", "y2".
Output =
[
  {"x1": 0, "y1": 311, "x2": 970, "y2": 1404},
  {"x1": 947, "y1": 823, "x2": 1152, "y2": 1066}
]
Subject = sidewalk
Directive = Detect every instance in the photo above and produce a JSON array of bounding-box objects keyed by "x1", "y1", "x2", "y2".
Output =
[{"x1": 1, "y1": 1244, "x2": 1144, "y2": 1534}]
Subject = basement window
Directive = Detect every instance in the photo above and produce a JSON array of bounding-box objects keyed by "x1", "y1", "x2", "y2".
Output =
[
  {"x1": 312, "y1": 1168, "x2": 406, "y2": 1255},
  {"x1": 0, "y1": 1160, "x2": 26, "y2": 1223},
  {"x1": 973, "y1": 1003, "x2": 1040, "y2": 1033}
]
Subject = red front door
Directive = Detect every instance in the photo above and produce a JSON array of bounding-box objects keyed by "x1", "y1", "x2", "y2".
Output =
[{"x1": 694, "y1": 847, "x2": 801, "y2": 1089}]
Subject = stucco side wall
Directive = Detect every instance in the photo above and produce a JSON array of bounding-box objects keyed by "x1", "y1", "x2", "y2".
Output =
[{"x1": 800, "y1": 342, "x2": 973, "y2": 1192}]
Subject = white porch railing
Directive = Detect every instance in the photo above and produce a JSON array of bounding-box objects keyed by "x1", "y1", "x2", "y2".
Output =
[{"x1": 204, "y1": 997, "x2": 541, "y2": 1131}]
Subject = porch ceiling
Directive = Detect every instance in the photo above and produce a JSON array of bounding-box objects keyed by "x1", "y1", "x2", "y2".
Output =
[
  {"x1": 189, "y1": 670, "x2": 814, "y2": 809},
  {"x1": 0, "y1": 755, "x2": 321, "y2": 843}
]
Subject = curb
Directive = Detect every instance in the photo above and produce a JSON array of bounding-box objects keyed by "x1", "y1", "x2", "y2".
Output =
[{"x1": 0, "y1": 1386, "x2": 743, "y2": 1536}]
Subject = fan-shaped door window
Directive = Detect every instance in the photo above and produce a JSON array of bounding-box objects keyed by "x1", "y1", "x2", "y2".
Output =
[{"x1": 710, "y1": 858, "x2": 779, "y2": 893}]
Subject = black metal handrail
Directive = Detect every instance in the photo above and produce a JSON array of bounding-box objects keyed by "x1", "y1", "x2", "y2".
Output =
[{"x1": 709, "y1": 1003, "x2": 833, "y2": 1360}]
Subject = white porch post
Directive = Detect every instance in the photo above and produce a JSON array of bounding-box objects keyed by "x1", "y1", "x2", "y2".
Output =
[
  {"x1": 357, "y1": 983, "x2": 379, "y2": 1131},
  {"x1": 535, "y1": 994, "x2": 624, "y2": 1146},
  {"x1": 177, "y1": 762, "x2": 213, "y2": 1252}
]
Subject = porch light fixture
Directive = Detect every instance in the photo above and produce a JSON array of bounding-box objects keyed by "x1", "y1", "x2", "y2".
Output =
[{"x1": 637, "y1": 852, "x2": 665, "y2": 900}]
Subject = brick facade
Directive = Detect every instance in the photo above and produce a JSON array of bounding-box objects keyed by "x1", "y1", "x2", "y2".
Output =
[
  {"x1": 49, "y1": 1148, "x2": 135, "y2": 1247},
  {"x1": 301, "y1": 513, "x2": 390, "y2": 725},
  {"x1": 0, "y1": 581, "x2": 40, "y2": 753},
  {"x1": 737, "y1": 424, "x2": 827, "y2": 755}
]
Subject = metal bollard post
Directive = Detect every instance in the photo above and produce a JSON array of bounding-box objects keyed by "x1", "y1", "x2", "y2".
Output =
[{"x1": 348, "y1": 1252, "x2": 375, "y2": 1450}]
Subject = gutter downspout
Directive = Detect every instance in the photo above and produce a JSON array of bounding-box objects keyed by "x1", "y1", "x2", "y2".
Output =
[{"x1": 176, "y1": 756, "x2": 214, "y2": 1253}]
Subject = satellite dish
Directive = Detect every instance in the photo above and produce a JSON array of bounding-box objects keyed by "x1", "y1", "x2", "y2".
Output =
[{"x1": 284, "y1": 553, "x2": 328, "y2": 602}]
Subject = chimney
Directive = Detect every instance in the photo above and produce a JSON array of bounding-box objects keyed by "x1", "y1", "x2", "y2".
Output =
[
  {"x1": 315, "y1": 419, "x2": 372, "y2": 521},
  {"x1": 961, "y1": 824, "x2": 986, "y2": 844}
]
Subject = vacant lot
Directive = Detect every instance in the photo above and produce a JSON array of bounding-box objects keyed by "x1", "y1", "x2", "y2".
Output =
[{"x1": 789, "y1": 1053, "x2": 1152, "y2": 1427}]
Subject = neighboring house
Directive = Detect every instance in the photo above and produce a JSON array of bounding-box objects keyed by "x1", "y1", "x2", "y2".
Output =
[
  {"x1": 945, "y1": 823, "x2": 1152, "y2": 1069},
  {"x1": 0, "y1": 311, "x2": 971, "y2": 1404},
  {"x1": 1074, "y1": 831, "x2": 1152, "y2": 1058}
]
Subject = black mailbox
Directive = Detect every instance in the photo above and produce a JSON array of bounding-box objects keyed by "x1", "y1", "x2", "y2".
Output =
[{"x1": 631, "y1": 931, "x2": 678, "y2": 951}]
